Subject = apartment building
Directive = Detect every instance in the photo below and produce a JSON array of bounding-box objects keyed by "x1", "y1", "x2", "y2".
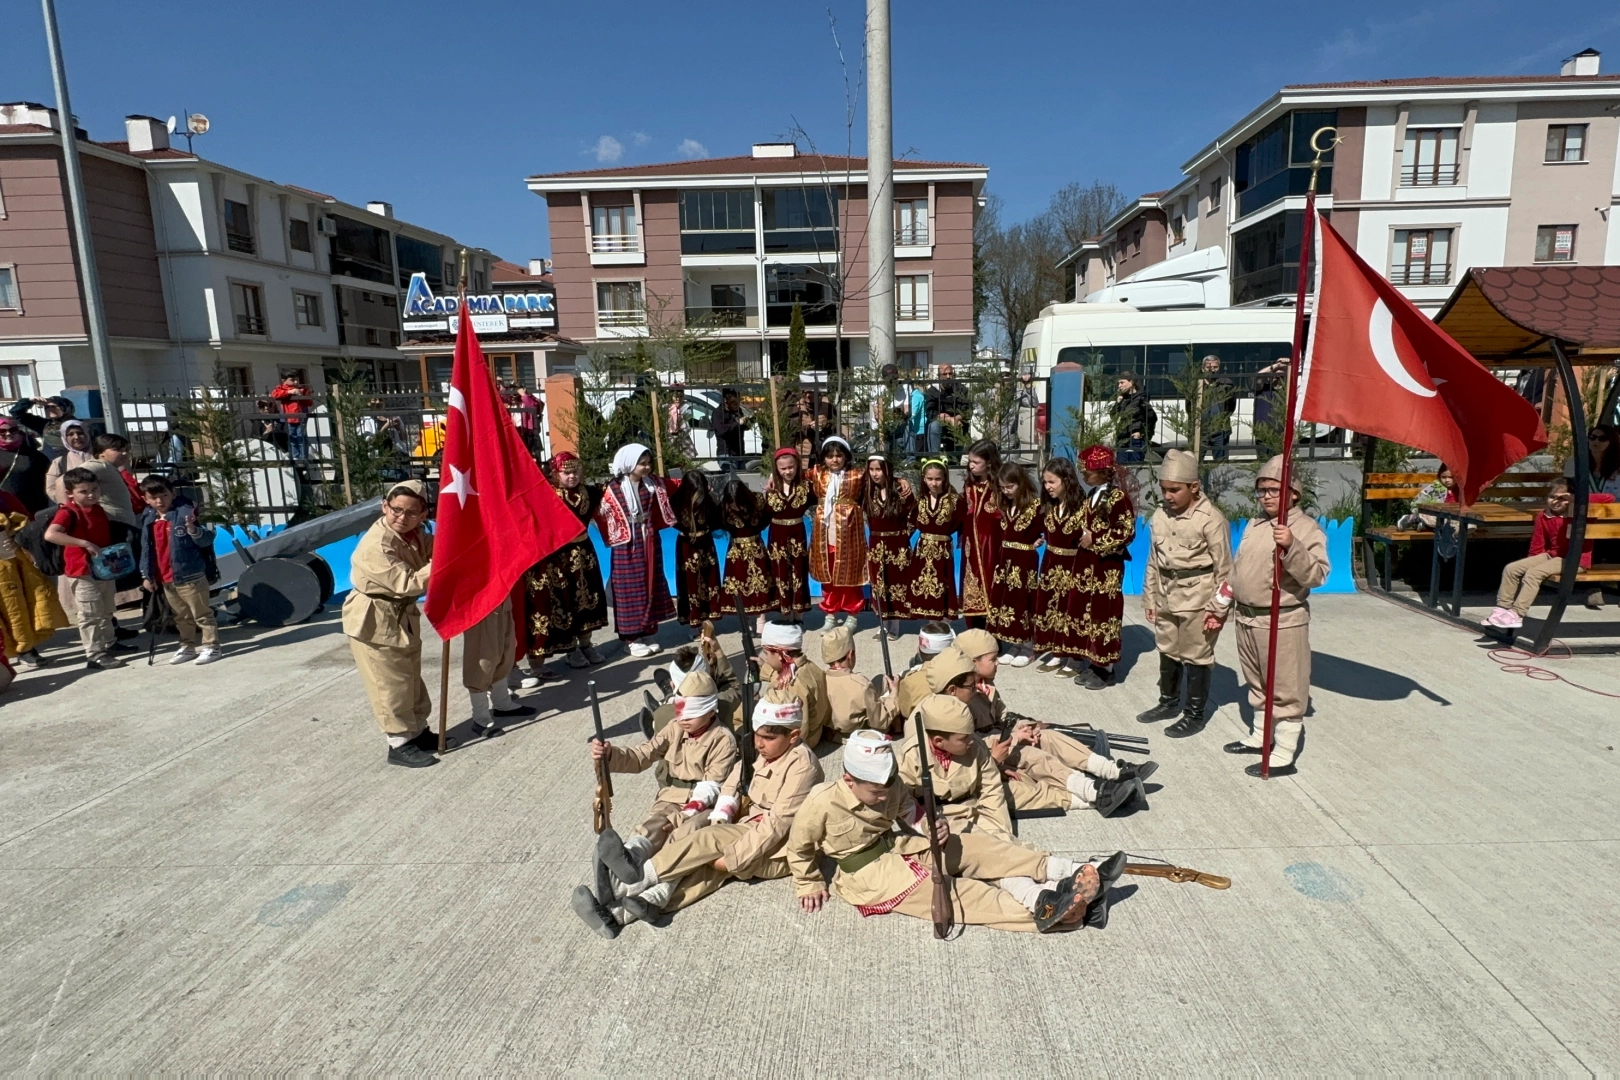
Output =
[
  {"x1": 525, "y1": 143, "x2": 988, "y2": 378},
  {"x1": 1068, "y1": 49, "x2": 1620, "y2": 313},
  {"x1": 0, "y1": 103, "x2": 501, "y2": 406}
]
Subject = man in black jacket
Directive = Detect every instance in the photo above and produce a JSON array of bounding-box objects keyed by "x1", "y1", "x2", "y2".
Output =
[
  {"x1": 711, "y1": 387, "x2": 747, "y2": 465},
  {"x1": 1110, "y1": 376, "x2": 1152, "y2": 464},
  {"x1": 926, "y1": 364, "x2": 972, "y2": 454}
]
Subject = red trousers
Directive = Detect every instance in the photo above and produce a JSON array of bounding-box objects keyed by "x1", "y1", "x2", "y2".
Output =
[{"x1": 819, "y1": 585, "x2": 866, "y2": 614}]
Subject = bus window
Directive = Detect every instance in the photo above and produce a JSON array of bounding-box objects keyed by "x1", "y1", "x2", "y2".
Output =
[
  {"x1": 1056, "y1": 344, "x2": 1143, "y2": 380},
  {"x1": 1193, "y1": 342, "x2": 1294, "y2": 390}
]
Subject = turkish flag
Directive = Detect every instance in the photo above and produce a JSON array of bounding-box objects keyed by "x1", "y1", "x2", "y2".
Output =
[
  {"x1": 1299, "y1": 214, "x2": 1547, "y2": 504},
  {"x1": 423, "y1": 315, "x2": 582, "y2": 640}
]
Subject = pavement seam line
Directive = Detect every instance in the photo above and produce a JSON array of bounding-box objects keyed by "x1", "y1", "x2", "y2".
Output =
[
  {"x1": 1290, "y1": 775, "x2": 1596, "y2": 1077},
  {"x1": 0, "y1": 667, "x2": 355, "y2": 851}
]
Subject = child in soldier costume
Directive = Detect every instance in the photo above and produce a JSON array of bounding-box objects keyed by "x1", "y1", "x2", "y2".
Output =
[
  {"x1": 1137, "y1": 449, "x2": 1233, "y2": 738},
  {"x1": 877, "y1": 622, "x2": 955, "y2": 732},
  {"x1": 756, "y1": 618, "x2": 831, "y2": 749},
  {"x1": 788, "y1": 730, "x2": 1118, "y2": 933},
  {"x1": 896, "y1": 692, "x2": 1016, "y2": 840},
  {"x1": 820, "y1": 624, "x2": 883, "y2": 737},
  {"x1": 577, "y1": 695, "x2": 825, "y2": 936},
  {"x1": 645, "y1": 630, "x2": 743, "y2": 735},
  {"x1": 1219, "y1": 456, "x2": 1330, "y2": 776}
]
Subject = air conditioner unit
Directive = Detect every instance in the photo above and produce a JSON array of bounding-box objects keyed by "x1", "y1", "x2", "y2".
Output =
[{"x1": 316, "y1": 216, "x2": 338, "y2": 236}]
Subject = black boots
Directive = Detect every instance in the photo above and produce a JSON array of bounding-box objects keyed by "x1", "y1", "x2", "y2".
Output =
[
  {"x1": 1164, "y1": 665, "x2": 1211, "y2": 738},
  {"x1": 1135, "y1": 654, "x2": 1184, "y2": 724}
]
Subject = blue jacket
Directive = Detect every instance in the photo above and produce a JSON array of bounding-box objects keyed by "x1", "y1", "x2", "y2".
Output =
[{"x1": 138, "y1": 494, "x2": 217, "y2": 584}]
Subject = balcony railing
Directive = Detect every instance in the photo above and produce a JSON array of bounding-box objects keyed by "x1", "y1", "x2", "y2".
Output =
[
  {"x1": 597, "y1": 308, "x2": 648, "y2": 328},
  {"x1": 591, "y1": 232, "x2": 641, "y2": 253},
  {"x1": 896, "y1": 226, "x2": 930, "y2": 246},
  {"x1": 685, "y1": 305, "x2": 757, "y2": 328},
  {"x1": 226, "y1": 230, "x2": 256, "y2": 254},
  {"x1": 1388, "y1": 263, "x2": 1450, "y2": 286},
  {"x1": 235, "y1": 313, "x2": 266, "y2": 335},
  {"x1": 1400, "y1": 164, "x2": 1460, "y2": 187},
  {"x1": 896, "y1": 303, "x2": 931, "y2": 322}
]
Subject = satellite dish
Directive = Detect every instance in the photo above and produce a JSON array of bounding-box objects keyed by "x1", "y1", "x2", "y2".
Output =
[
  {"x1": 188, "y1": 113, "x2": 210, "y2": 135},
  {"x1": 166, "y1": 115, "x2": 177, "y2": 134}
]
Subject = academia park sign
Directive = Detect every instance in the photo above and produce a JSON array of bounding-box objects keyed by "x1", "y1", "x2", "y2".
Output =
[{"x1": 401, "y1": 272, "x2": 556, "y2": 335}]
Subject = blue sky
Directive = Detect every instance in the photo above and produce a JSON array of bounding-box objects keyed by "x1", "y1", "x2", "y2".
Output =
[{"x1": 5, "y1": 1, "x2": 1619, "y2": 261}]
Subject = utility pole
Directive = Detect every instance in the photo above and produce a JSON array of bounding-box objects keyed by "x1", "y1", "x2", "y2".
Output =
[
  {"x1": 865, "y1": 0, "x2": 894, "y2": 377},
  {"x1": 42, "y1": 0, "x2": 122, "y2": 433}
]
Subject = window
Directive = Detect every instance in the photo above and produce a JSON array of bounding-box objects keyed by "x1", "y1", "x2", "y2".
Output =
[
  {"x1": 896, "y1": 198, "x2": 929, "y2": 245},
  {"x1": 294, "y1": 291, "x2": 323, "y2": 328},
  {"x1": 896, "y1": 275, "x2": 930, "y2": 321},
  {"x1": 222, "y1": 365, "x2": 252, "y2": 395},
  {"x1": 473, "y1": 268, "x2": 487, "y2": 292},
  {"x1": 1545, "y1": 124, "x2": 1587, "y2": 163},
  {"x1": 1390, "y1": 228, "x2": 1453, "y2": 285},
  {"x1": 596, "y1": 280, "x2": 645, "y2": 327},
  {"x1": 1208, "y1": 176, "x2": 1222, "y2": 212},
  {"x1": 329, "y1": 215, "x2": 394, "y2": 284},
  {"x1": 765, "y1": 265, "x2": 838, "y2": 326},
  {"x1": 1402, "y1": 128, "x2": 1460, "y2": 186},
  {"x1": 762, "y1": 188, "x2": 838, "y2": 253},
  {"x1": 230, "y1": 282, "x2": 265, "y2": 335},
  {"x1": 1170, "y1": 214, "x2": 1185, "y2": 244},
  {"x1": 591, "y1": 203, "x2": 639, "y2": 252},
  {"x1": 224, "y1": 199, "x2": 255, "y2": 254},
  {"x1": 443, "y1": 261, "x2": 457, "y2": 288},
  {"x1": 0, "y1": 363, "x2": 34, "y2": 400},
  {"x1": 395, "y1": 234, "x2": 444, "y2": 288},
  {"x1": 679, "y1": 189, "x2": 755, "y2": 254},
  {"x1": 1535, "y1": 225, "x2": 1577, "y2": 262},
  {"x1": 1234, "y1": 109, "x2": 1336, "y2": 217},
  {"x1": 288, "y1": 218, "x2": 312, "y2": 253},
  {"x1": 0, "y1": 265, "x2": 19, "y2": 310},
  {"x1": 699, "y1": 283, "x2": 748, "y2": 327},
  {"x1": 897, "y1": 349, "x2": 930, "y2": 371}
]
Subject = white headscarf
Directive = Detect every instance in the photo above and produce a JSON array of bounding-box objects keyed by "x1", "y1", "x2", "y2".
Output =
[
  {"x1": 820, "y1": 436, "x2": 851, "y2": 532},
  {"x1": 612, "y1": 443, "x2": 651, "y2": 517}
]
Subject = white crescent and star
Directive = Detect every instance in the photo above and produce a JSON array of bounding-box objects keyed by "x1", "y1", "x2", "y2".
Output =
[
  {"x1": 1368, "y1": 299, "x2": 1439, "y2": 398},
  {"x1": 441, "y1": 463, "x2": 477, "y2": 507},
  {"x1": 448, "y1": 385, "x2": 467, "y2": 415}
]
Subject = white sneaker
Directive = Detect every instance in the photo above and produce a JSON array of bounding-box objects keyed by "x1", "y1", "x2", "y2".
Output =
[
  {"x1": 194, "y1": 647, "x2": 222, "y2": 665},
  {"x1": 998, "y1": 653, "x2": 1016, "y2": 664},
  {"x1": 169, "y1": 645, "x2": 198, "y2": 665},
  {"x1": 642, "y1": 639, "x2": 662, "y2": 655},
  {"x1": 1009, "y1": 653, "x2": 1033, "y2": 668},
  {"x1": 507, "y1": 668, "x2": 541, "y2": 690},
  {"x1": 628, "y1": 641, "x2": 654, "y2": 658}
]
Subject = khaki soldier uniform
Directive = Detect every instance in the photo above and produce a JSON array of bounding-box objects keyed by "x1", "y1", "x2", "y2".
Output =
[
  {"x1": 758, "y1": 649, "x2": 831, "y2": 749},
  {"x1": 1223, "y1": 458, "x2": 1330, "y2": 774},
  {"x1": 820, "y1": 625, "x2": 881, "y2": 735},
  {"x1": 965, "y1": 679, "x2": 1131, "y2": 815},
  {"x1": 650, "y1": 740, "x2": 823, "y2": 912},
  {"x1": 1139, "y1": 449, "x2": 1232, "y2": 735},
  {"x1": 652, "y1": 643, "x2": 744, "y2": 733},
  {"x1": 895, "y1": 695, "x2": 1015, "y2": 841},
  {"x1": 606, "y1": 712, "x2": 740, "y2": 846},
  {"x1": 343, "y1": 512, "x2": 433, "y2": 741}
]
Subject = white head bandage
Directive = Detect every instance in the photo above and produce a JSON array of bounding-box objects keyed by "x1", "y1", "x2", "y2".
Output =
[
  {"x1": 843, "y1": 729, "x2": 896, "y2": 784},
  {"x1": 762, "y1": 621, "x2": 805, "y2": 650},
  {"x1": 673, "y1": 671, "x2": 719, "y2": 721},
  {"x1": 752, "y1": 698, "x2": 804, "y2": 730},
  {"x1": 666, "y1": 652, "x2": 709, "y2": 690},
  {"x1": 918, "y1": 628, "x2": 957, "y2": 656}
]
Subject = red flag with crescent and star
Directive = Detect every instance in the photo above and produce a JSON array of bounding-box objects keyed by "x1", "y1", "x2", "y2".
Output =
[
  {"x1": 423, "y1": 313, "x2": 582, "y2": 640},
  {"x1": 1298, "y1": 214, "x2": 1547, "y2": 504}
]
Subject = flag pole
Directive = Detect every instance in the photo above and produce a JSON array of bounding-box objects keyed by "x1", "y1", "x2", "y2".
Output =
[
  {"x1": 1261, "y1": 126, "x2": 1337, "y2": 780},
  {"x1": 439, "y1": 248, "x2": 471, "y2": 756}
]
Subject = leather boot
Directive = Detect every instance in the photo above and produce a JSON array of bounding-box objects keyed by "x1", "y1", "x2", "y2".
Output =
[
  {"x1": 1135, "y1": 655, "x2": 1184, "y2": 724},
  {"x1": 1164, "y1": 664, "x2": 1211, "y2": 738},
  {"x1": 1246, "y1": 720, "x2": 1303, "y2": 777}
]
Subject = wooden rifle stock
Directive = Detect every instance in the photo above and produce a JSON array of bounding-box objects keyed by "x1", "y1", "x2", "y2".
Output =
[
  {"x1": 1123, "y1": 862, "x2": 1230, "y2": 889},
  {"x1": 913, "y1": 710, "x2": 953, "y2": 939},
  {"x1": 588, "y1": 680, "x2": 613, "y2": 834}
]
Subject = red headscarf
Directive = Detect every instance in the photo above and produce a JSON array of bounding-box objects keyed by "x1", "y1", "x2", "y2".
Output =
[{"x1": 1080, "y1": 445, "x2": 1115, "y2": 472}]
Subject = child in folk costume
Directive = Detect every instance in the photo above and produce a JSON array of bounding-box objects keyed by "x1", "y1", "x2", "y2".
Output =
[
  {"x1": 762, "y1": 448, "x2": 812, "y2": 619},
  {"x1": 523, "y1": 452, "x2": 609, "y2": 671},
  {"x1": 959, "y1": 440, "x2": 1004, "y2": 628},
  {"x1": 1069, "y1": 445, "x2": 1137, "y2": 690},
  {"x1": 719, "y1": 478, "x2": 773, "y2": 635},
  {"x1": 596, "y1": 443, "x2": 676, "y2": 658},
  {"x1": 0, "y1": 490, "x2": 65, "y2": 667},
  {"x1": 1033, "y1": 458, "x2": 1091, "y2": 678},
  {"x1": 861, "y1": 453, "x2": 916, "y2": 639},
  {"x1": 906, "y1": 458, "x2": 964, "y2": 620},
  {"x1": 807, "y1": 436, "x2": 869, "y2": 628},
  {"x1": 986, "y1": 462, "x2": 1041, "y2": 666},
  {"x1": 670, "y1": 469, "x2": 722, "y2": 633}
]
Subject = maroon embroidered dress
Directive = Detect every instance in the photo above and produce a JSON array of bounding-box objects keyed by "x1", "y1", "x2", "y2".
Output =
[
  {"x1": 986, "y1": 497, "x2": 1042, "y2": 645},
  {"x1": 518, "y1": 482, "x2": 607, "y2": 658},
  {"x1": 959, "y1": 478, "x2": 1001, "y2": 622},
  {"x1": 905, "y1": 491, "x2": 964, "y2": 619},
  {"x1": 1033, "y1": 503, "x2": 1087, "y2": 659},
  {"x1": 671, "y1": 483, "x2": 722, "y2": 626},
  {"x1": 597, "y1": 476, "x2": 676, "y2": 639},
  {"x1": 720, "y1": 498, "x2": 773, "y2": 616},
  {"x1": 762, "y1": 479, "x2": 812, "y2": 615},
  {"x1": 864, "y1": 487, "x2": 916, "y2": 620},
  {"x1": 1071, "y1": 483, "x2": 1134, "y2": 666}
]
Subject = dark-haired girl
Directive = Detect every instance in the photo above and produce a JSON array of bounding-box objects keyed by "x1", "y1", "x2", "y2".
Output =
[
  {"x1": 1033, "y1": 457, "x2": 1087, "y2": 677},
  {"x1": 719, "y1": 478, "x2": 773, "y2": 634},
  {"x1": 986, "y1": 462, "x2": 1041, "y2": 664},
  {"x1": 904, "y1": 457, "x2": 964, "y2": 620},
  {"x1": 862, "y1": 453, "x2": 916, "y2": 637},
  {"x1": 762, "y1": 447, "x2": 812, "y2": 618},
  {"x1": 959, "y1": 439, "x2": 1003, "y2": 627},
  {"x1": 671, "y1": 468, "x2": 722, "y2": 632}
]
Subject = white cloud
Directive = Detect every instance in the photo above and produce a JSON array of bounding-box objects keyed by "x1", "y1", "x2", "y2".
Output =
[
  {"x1": 591, "y1": 135, "x2": 624, "y2": 163},
  {"x1": 677, "y1": 138, "x2": 709, "y2": 159},
  {"x1": 632, "y1": 131, "x2": 652, "y2": 147}
]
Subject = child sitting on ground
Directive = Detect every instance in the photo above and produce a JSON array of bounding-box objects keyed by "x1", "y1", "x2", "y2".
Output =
[
  {"x1": 138, "y1": 476, "x2": 221, "y2": 665},
  {"x1": 1484, "y1": 478, "x2": 1614, "y2": 630}
]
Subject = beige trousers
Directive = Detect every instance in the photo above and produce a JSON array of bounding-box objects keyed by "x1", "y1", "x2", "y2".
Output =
[
  {"x1": 1497, "y1": 553, "x2": 1560, "y2": 616},
  {"x1": 651, "y1": 822, "x2": 791, "y2": 912},
  {"x1": 349, "y1": 637, "x2": 431, "y2": 736},
  {"x1": 461, "y1": 599, "x2": 515, "y2": 692},
  {"x1": 1235, "y1": 619, "x2": 1312, "y2": 723},
  {"x1": 164, "y1": 578, "x2": 217, "y2": 647},
  {"x1": 1152, "y1": 608, "x2": 1217, "y2": 665},
  {"x1": 879, "y1": 832, "x2": 1051, "y2": 933},
  {"x1": 71, "y1": 576, "x2": 116, "y2": 659}
]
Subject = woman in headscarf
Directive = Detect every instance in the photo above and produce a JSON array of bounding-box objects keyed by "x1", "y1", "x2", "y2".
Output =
[
  {"x1": 959, "y1": 439, "x2": 1003, "y2": 629},
  {"x1": 0, "y1": 418, "x2": 51, "y2": 514},
  {"x1": 517, "y1": 452, "x2": 609, "y2": 672},
  {"x1": 861, "y1": 453, "x2": 915, "y2": 639},
  {"x1": 806, "y1": 435, "x2": 868, "y2": 628},
  {"x1": 762, "y1": 447, "x2": 812, "y2": 620},
  {"x1": 44, "y1": 420, "x2": 96, "y2": 504},
  {"x1": 1067, "y1": 445, "x2": 1137, "y2": 689},
  {"x1": 595, "y1": 443, "x2": 676, "y2": 657}
]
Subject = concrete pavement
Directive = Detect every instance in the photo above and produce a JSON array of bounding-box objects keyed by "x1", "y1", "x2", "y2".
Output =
[{"x1": 1, "y1": 592, "x2": 1616, "y2": 1073}]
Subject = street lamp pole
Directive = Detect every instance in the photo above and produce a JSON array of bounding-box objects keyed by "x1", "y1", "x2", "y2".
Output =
[
  {"x1": 866, "y1": 0, "x2": 895, "y2": 377},
  {"x1": 41, "y1": 0, "x2": 123, "y2": 433}
]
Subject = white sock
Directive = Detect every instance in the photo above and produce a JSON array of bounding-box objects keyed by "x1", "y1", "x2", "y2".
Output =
[
  {"x1": 469, "y1": 690, "x2": 492, "y2": 723},
  {"x1": 638, "y1": 880, "x2": 674, "y2": 910},
  {"x1": 1045, "y1": 855, "x2": 1081, "y2": 879},
  {"x1": 611, "y1": 903, "x2": 633, "y2": 926},
  {"x1": 386, "y1": 733, "x2": 412, "y2": 748},
  {"x1": 626, "y1": 834, "x2": 654, "y2": 857},
  {"x1": 624, "y1": 860, "x2": 660, "y2": 897},
  {"x1": 490, "y1": 680, "x2": 516, "y2": 710},
  {"x1": 1086, "y1": 753, "x2": 1120, "y2": 780},
  {"x1": 1066, "y1": 773, "x2": 1097, "y2": 808},
  {"x1": 998, "y1": 876, "x2": 1043, "y2": 911}
]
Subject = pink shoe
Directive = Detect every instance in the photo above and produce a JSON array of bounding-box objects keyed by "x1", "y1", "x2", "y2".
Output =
[
  {"x1": 1482, "y1": 607, "x2": 1508, "y2": 628},
  {"x1": 1498, "y1": 611, "x2": 1524, "y2": 630}
]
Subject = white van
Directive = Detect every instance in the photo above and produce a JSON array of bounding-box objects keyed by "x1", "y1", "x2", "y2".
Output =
[{"x1": 1020, "y1": 302, "x2": 1333, "y2": 448}]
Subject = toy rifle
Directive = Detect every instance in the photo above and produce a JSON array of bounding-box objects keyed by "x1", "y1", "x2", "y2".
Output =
[
  {"x1": 1002, "y1": 711, "x2": 1149, "y2": 753},
  {"x1": 588, "y1": 679, "x2": 613, "y2": 834},
  {"x1": 733, "y1": 584, "x2": 757, "y2": 664},
  {"x1": 737, "y1": 658, "x2": 757, "y2": 794},
  {"x1": 1123, "y1": 860, "x2": 1230, "y2": 889},
  {"x1": 913, "y1": 709, "x2": 954, "y2": 940}
]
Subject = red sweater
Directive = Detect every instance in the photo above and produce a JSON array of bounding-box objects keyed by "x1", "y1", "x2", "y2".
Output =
[{"x1": 1528, "y1": 494, "x2": 1615, "y2": 568}]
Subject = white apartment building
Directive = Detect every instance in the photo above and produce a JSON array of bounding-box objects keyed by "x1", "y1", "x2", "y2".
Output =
[{"x1": 1069, "y1": 49, "x2": 1620, "y2": 314}]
